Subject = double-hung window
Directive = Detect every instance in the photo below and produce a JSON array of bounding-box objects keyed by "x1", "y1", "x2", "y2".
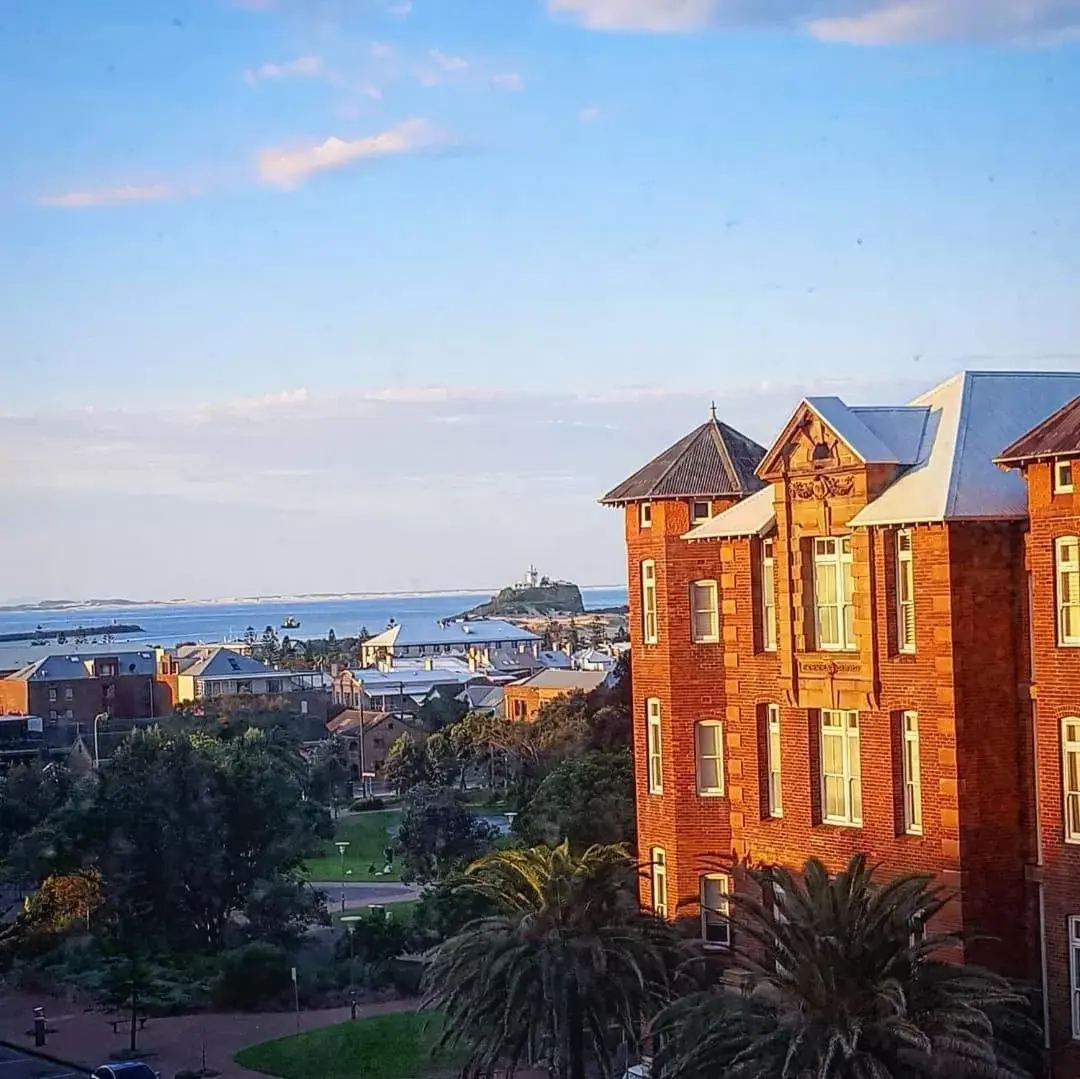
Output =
[
  {"x1": 813, "y1": 537, "x2": 856, "y2": 651},
  {"x1": 690, "y1": 581, "x2": 719, "y2": 643},
  {"x1": 896, "y1": 529, "x2": 916, "y2": 653},
  {"x1": 700, "y1": 874, "x2": 731, "y2": 947},
  {"x1": 1064, "y1": 718, "x2": 1080, "y2": 842},
  {"x1": 1057, "y1": 538, "x2": 1080, "y2": 646},
  {"x1": 901, "y1": 711, "x2": 922, "y2": 834},
  {"x1": 820, "y1": 709, "x2": 862, "y2": 825},
  {"x1": 646, "y1": 698, "x2": 663, "y2": 794},
  {"x1": 642, "y1": 560, "x2": 658, "y2": 644},
  {"x1": 695, "y1": 721, "x2": 724, "y2": 796},
  {"x1": 640, "y1": 502, "x2": 653, "y2": 528},
  {"x1": 1070, "y1": 916, "x2": 1080, "y2": 1039},
  {"x1": 650, "y1": 848, "x2": 668, "y2": 918},
  {"x1": 761, "y1": 538, "x2": 777, "y2": 651},
  {"x1": 764, "y1": 704, "x2": 782, "y2": 817},
  {"x1": 1056, "y1": 461, "x2": 1074, "y2": 494}
]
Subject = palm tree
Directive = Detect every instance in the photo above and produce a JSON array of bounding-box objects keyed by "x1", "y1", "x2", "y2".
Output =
[
  {"x1": 424, "y1": 842, "x2": 688, "y2": 1079},
  {"x1": 653, "y1": 854, "x2": 1041, "y2": 1079}
]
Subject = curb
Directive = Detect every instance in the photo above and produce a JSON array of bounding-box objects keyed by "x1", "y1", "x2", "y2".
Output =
[{"x1": 0, "y1": 1037, "x2": 91, "y2": 1076}]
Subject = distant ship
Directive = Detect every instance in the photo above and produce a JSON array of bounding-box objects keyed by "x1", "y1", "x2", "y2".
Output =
[{"x1": 280, "y1": 616, "x2": 301, "y2": 630}]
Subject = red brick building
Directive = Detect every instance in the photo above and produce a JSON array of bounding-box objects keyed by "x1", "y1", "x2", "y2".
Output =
[
  {"x1": 503, "y1": 669, "x2": 608, "y2": 721},
  {"x1": 602, "y1": 372, "x2": 1080, "y2": 1068}
]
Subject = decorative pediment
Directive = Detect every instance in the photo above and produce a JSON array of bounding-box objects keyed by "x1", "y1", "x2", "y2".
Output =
[{"x1": 757, "y1": 402, "x2": 863, "y2": 482}]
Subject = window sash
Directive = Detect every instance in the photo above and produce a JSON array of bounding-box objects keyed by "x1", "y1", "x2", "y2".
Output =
[
  {"x1": 695, "y1": 721, "x2": 724, "y2": 795},
  {"x1": 691, "y1": 581, "x2": 719, "y2": 643},
  {"x1": 1057, "y1": 539, "x2": 1080, "y2": 646},
  {"x1": 651, "y1": 848, "x2": 667, "y2": 918},
  {"x1": 897, "y1": 531, "x2": 916, "y2": 653},
  {"x1": 1065, "y1": 719, "x2": 1080, "y2": 842},
  {"x1": 814, "y1": 538, "x2": 856, "y2": 651},
  {"x1": 1071, "y1": 915, "x2": 1080, "y2": 1039},
  {"x1": 642, "y1": 561, "x2": 658, "y2": 644},
  {"x1": 640, "y1": 502, "x2": 653, "y2": 528},
  {"x1": 762, "y1": 540, "x2": 777, "y2": 651},
  {"x1": 1057, "y1": 461, "x2": 1074, "y2": 494},
  {"x1": 647, "y1": 699, "x2": 663, "y2": 794},
  {"x1": 821, "y1": 709, "x2": 862, "y2": 824},
  {"x1": 902, "y1": 711, "x2": 922, "y2": 834},
  {"x1": 700, "y1": 874, "x2": 731, "y2": 947},
  {"x1": 691, "y1": 500, "x2": 712, "y2": 525},
  {"x1": 766, "y1": 704, "x2": 782, "y2": 817}
]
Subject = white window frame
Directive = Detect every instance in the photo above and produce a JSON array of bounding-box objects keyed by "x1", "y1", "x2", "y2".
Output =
[
  {"x1": 902, "y1": 711, "x2": 922, "y2": 835},
  {"x1": 642, "y1": 560, "x2": 658, "y2": 645},
  {"x1": 896, "y1": 529, "x2": 916, "y2": 654},
  {"x1": 690, "y1": 580, "x2": 719, "y2": 643},
  {"x1": 646, "y1": 698, "x2": 663, "y2": 795},
  {"x1": 1064, "y1": 718, "x2": 1080, "y2": 843},
  {"x1": 813, "y1": 537, "x2": 856, "y2": 652},
  {"x1": 640, "y1": 502, "x2": 653, "y2": 528},
  {"x1": 765, "y1": 704, "x2": 782, "y2": 817},
  {"x1": 650, "y1": 848, "x2": 668, "y2": 918},
  {"x1": 700, "y1": 873, "x2": 731, "y2": 948},
  {"x1": 761, "y1": 538, "x2": 777, "y2": 652},
  {"x1": 48, "y1": 688, "x2": 57, "y2": 703},
  {"x1": 695, "y1": 720, "x2": 724, "y2": 796},
  {"x1": 1056, "y1": 460, "x2": 1075, "y2": 494},
  {"x1": 690, "y1": 499, "x2": 712, "y2": 526},
  {"x1": 1070, "y1": 916, "x2": 1080, "y2": 1039},
  {"x1": 820, "y1": 709, "x2": 862, "y2": 826},
  {"x1": 1057, "y1": 538, "x2": 1080, "y2": 647}
]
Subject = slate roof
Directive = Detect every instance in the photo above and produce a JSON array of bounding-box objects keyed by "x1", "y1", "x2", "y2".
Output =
[
  {"x1": 184, "y1": 647, "x2": 278, "y2": 679},
  {"x1": 997, "y1": 394, "x2": 1080, "y2": 465},
  {"x1": 600, "y1": 413, "x2": 767, "y2": 505}
]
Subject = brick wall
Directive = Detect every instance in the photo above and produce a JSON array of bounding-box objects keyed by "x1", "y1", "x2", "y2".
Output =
[{"x1": 0, "y1": 679, "x2": 28, "y2": 716}]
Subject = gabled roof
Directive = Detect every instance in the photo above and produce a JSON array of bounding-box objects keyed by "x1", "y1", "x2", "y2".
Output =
[
  {"x1": 849, "y1": 371, "x2": 1080, "y2": 526},
  {"x1": 184, "y1": 647, "x2": 278, "y2": 679},
  {"x1": 363, "y1": 618, "x2": 540, "y2": 650},
  {"x1": 600, "y1": 412, "x2": 766, "y2": 505},
  {"x1": 997, "y1": 394, "x2": 1080, "y2": 465},
  {"x1": 11, "y1": 656, "x2": 91, "y2": 682},
  {"x1": 684, "y1": 484, "x2": 776, "y2": 540}
]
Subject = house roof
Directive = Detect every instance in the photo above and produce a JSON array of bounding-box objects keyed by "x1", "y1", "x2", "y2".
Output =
[
  {"x1": 599, "y1": 413, "x2": 766, "y2": 505},
  {"x1": 184, "y1": 648, "x2": 278, "y2": 679},
  {"x1": 849, "y1": 371, "x2": 1080, "y2": 526},
  {"x1": 996, "y1": 394, "x2": 1080, "y2": 465},
  {"x1": 327, "y1": 710, "x2": 393, "y2": 735},
  {"x1": 512, "y1": 669, "x2": 607, "y2": 692},
  {"x1": 684, "y1": 484, "x2": 776, "y2": 540},
  {"x1": 344, "y1": 665, "x2": 485, "y2": 692},
  {"x1": 362, "y1": 618, "x2": 540, "y2": 650},
  {"x1": 465, "y1": 684, "x2": 504, "y2": 710}
]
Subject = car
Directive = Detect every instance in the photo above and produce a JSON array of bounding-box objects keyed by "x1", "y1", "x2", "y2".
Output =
[{"x1": 92, "y1": 1063, "x2": 159, "y2": 1079}]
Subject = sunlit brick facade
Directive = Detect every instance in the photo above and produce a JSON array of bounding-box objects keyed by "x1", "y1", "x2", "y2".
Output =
[{"x1": 603, "y1": 372, "x2": 1080, "y2": 1074}]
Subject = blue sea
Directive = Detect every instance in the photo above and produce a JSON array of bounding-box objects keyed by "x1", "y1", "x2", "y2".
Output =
[{"x1": 0, "y1": 588, "x2": 629, "y2": 648}]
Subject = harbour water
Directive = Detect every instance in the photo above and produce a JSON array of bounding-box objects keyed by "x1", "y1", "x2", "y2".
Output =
[{"x1": 0, "y1": 587, "x2": 628, "y2": 648}]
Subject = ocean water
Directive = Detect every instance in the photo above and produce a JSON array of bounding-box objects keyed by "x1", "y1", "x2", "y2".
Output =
[{"x1": 0, "y1": 587, "x2": 629, "y2": 648}]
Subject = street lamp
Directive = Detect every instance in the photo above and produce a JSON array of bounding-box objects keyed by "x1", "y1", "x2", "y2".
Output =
[
  {"x1": 335, "y1": 841, "x2": 350, "y2": 913},
  {"x1": 93, "y1": 712, "x2": 108, "y2": 771},
  {"x1": 341, "y1": 913, "x2": 363, "y2": 1017}
]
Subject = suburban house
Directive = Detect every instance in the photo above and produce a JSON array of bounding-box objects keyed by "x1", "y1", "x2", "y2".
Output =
[
  {"x1": 332, "y1": 659, "x2": 489, "y2": 715},
  {"x1": 502, "y1": 669, "x2": 609, "y2": 722},
  {"x1": 326, "y1": 709, "x2": 423, "y2": 783},
  {"x1": 601, "y1": 371, "x2": 1080, "y2": 1072},
  {"x1": 359, "y1": 618, "x2": 541, "y2": 668}
]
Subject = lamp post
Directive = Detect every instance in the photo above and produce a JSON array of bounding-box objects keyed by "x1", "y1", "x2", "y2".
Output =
[
  {"x1": 335, "y1": 841, "x2": 350, "y2": 913},
  {"x1": 93, "y1": 712, "x2": 108, "y2": 771},
  {"x1": 341, "y1": 913, "x2": 363, "y2": 1017}
]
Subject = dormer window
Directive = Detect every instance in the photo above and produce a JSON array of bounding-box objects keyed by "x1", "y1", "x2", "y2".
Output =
[
  {"x1": 1056, "y1": 461, "x2": 1074, "y2": 494},
  {"x1": 690, "y1": 500, "x2": 712, "y2": 526},
  {"x1": 640, "y1": 502, "x2": 653, "y2": 528}
]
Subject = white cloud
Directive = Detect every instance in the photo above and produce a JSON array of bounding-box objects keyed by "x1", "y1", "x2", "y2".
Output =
[
  {"x1": 492, "y1": 72, "x2": 524, "y2": 90},
  {"x1": 244, "y1": 54, "x2": 323, "y2": 85},
  {"x1": 548, "y1": 0, "x2": 1080, "y2": 42},
  {"x1": 579, "y1": 105, "x2": 602, "y2": 123},
  {"x1": 38, "y1": 184, "x2": 201, "y2": 209},
  {"x1": 387, "y1": 0, "x2": 412, "y2": 13},
  {"x1": 429, "y1": 48, "x2": 469, "y2": 71},
  {"x1": 257, "y1": 118, "x2": 443, "y2": 188}
]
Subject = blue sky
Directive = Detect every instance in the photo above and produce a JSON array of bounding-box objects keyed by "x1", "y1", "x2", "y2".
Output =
[{"x1": 1, "y1": 0, "x2": 1078, "y2": 600}]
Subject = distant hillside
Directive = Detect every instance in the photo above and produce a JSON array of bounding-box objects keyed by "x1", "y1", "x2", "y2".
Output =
[{"x1": 458, "y1": 581, "x2": 585, "y2": 618}]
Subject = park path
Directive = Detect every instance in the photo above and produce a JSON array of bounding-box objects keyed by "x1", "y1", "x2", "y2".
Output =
[
  {"x1": 308, "y1": 880, "x2": 421, "y2": 906},
  {"x1": 0, "y1": 987, "x2": 416, "y2": 1079}
]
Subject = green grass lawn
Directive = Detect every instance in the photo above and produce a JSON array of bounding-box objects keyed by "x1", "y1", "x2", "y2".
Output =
[
  {"x1": 304, "y1": 810, "x2": 402, "y2": 883},
  {"x1": 236, "y1": 1011, "x2": 459, "y2": 1079}
]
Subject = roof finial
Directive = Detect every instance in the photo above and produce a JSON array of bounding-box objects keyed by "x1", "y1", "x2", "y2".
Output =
[{"x1": 710, "y1": 400, "x2": 718, "y2": 422}]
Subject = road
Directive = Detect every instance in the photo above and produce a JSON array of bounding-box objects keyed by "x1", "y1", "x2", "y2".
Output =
[
  {"x1": 0, "y1": 1043, "x2": 88, "y2": 1079},
  {"x1": 308, "y1": 880, "x2": 421, "y2": 906}
]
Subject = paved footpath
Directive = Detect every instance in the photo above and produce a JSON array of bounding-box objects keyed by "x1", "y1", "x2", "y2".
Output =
[{"x1": 0, "y1": 988, "x2": 415, "y2": 1079}]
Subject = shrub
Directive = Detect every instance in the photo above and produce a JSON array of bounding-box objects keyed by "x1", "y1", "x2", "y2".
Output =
[
  {"x1": 213, "y1": 942, "x2": 292, "y2": 1010},
  {"x1": 350, "y1": 797, "x2": 386, "y2": 812}
]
